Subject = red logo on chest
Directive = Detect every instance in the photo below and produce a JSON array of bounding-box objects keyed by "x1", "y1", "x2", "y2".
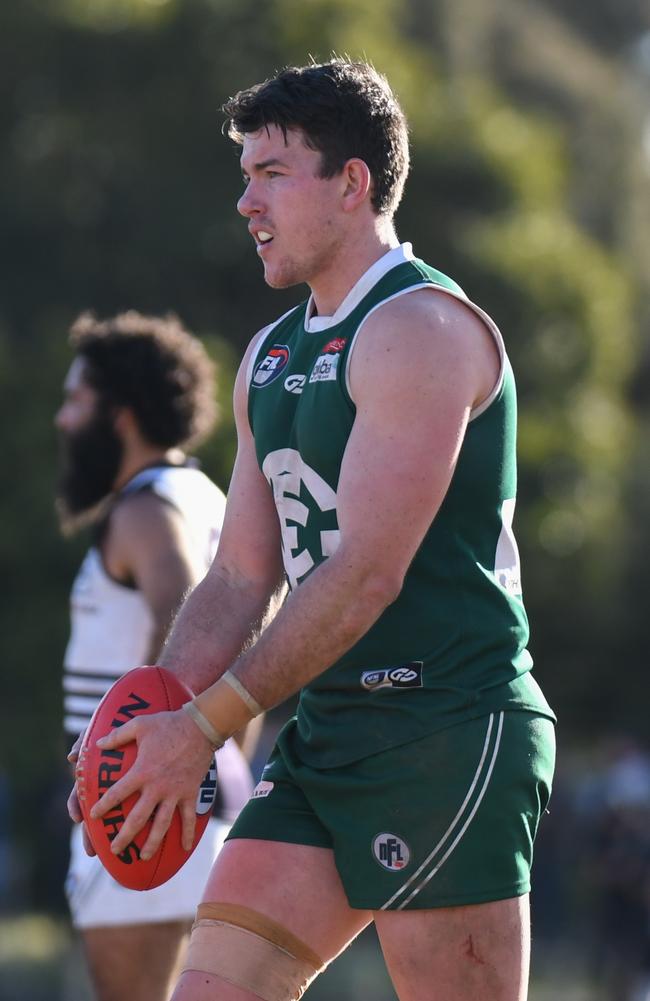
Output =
[{"x1": 322, "y1": 338, "x2": 346, "y2": 354}]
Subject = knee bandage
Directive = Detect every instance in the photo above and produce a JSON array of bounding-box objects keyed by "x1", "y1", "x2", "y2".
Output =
[{"x1": 183, "y1": 902, "x2": 325, "y2": 1001}]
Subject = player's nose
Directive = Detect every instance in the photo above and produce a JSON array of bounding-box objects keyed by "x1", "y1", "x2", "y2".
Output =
[
  {"x1": 55, "y1": 403, "x2": 71, "y2": 431},
  {"x1": 237, "y1": 182, "x2": 261, "y2": 218}
]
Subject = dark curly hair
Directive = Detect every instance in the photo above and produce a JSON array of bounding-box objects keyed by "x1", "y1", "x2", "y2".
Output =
[
  {"x1": 69, "y1": 311, "x2": 217, "y2": 449},
  {"x1": 223, "y1": 59, "x2": 410, "y2": 217}
]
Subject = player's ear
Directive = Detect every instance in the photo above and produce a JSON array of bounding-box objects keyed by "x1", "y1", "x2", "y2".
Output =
[
  {"x1": 341, "y1": 158, "x2": 371, "y2": 212},
  {"x1": 112, "y1": 405, "x2": 138, "y2": 440}
]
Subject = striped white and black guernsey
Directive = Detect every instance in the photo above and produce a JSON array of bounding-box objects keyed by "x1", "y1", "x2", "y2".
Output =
[{"x1": 62, "y1": 463, "x2": 226, "y2": 737}]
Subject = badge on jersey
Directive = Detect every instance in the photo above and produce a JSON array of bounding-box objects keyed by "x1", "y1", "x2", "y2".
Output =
[
  {"x1": 361, "y1": 662, "x2": 423, "y2": 691},
  {"x1": 252, "y1": 345, "x2": 290, "y2": 387},
  {"x1": 284, "y1": 373, "x2": 306, "y2": 394},
  {"x1": 251, "y1": 780, "x2": 274, "y2": 799},
  {"x1": 309, "y1": 337, "x2": 347, "y2": 384}
]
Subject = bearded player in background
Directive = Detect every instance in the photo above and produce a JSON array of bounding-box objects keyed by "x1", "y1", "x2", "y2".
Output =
[{"x1": 56, "y1": 311, "x2": 254, "y2": 1001}]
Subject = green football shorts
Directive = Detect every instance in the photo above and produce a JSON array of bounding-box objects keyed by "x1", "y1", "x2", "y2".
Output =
[{"x1": 227, "y1": 710, "x2": 555, "y2": 910}]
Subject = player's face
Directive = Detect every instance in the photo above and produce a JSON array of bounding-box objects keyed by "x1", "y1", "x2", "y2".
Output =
[
  {"x1": 237, "y1": 125, "x2": 346, "y2": 292},
  {"x1": 55, "y1": 357, "x2": 124, "y2": 528},
  {"x1": 55, "y1": 357, "x2": 98, "y2": 436}
]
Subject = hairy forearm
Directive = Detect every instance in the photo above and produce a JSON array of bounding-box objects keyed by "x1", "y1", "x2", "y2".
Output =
[
  {"x1": 159, "y1": 564, "x2": 280, "y2": 694},
  {"x1": 225, "y1": 549, "x2": 399, "y2": 712}
]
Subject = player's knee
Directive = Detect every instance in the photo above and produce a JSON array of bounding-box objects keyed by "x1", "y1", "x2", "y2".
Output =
[{"x1": 183, "y1": 902, "x2": 325, "y2": 1000}]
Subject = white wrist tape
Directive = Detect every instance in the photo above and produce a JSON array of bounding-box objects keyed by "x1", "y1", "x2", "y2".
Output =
[
  {"x1": 183, "y1": 701, "x2": 225, "y2": 750},
  {"x1": 222, "y1": 670, "x2": 264, "y2": 717}
]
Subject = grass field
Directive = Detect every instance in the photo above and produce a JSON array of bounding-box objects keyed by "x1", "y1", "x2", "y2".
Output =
[{"x1": 0, "y1": 913, "x2": 599, "y2": 1001}]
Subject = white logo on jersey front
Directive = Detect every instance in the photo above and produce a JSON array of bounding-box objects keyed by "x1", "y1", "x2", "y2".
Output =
[
  {"x1": 309, "y1": 353, "x2": 339, "y2": 384},
  {"x1": 372, "y1": 833, "x2": 411, "y2": 871},
  {"x1": 262, "y1": 448, "x2": 340, "y2": 589},
  {"x1": 284, "y1": 374, "x2": 306, "y2": 394}
]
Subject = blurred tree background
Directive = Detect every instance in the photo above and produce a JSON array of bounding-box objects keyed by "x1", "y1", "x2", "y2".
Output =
[{"x1": 2, "y1": 0, "x2": 650, "y2": 995}]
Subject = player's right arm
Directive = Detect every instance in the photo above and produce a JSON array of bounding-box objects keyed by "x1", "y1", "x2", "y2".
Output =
[{"x1": 158, "y1": 331, "x2": 286, "y2": 695}]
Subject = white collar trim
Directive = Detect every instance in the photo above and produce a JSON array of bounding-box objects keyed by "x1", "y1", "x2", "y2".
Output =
[{"x1": 304, "y1": 243, "x2": 415, "y2": 332}]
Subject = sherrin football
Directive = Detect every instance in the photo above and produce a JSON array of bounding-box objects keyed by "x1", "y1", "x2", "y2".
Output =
[{"x1": 76, "y1": 665, "x2": 217, "y2": 890}]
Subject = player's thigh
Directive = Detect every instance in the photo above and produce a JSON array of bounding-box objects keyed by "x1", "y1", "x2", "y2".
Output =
[
  {"x1": 172, "y1": 839, "x2": 371, "y2": 1001},
  {"x1": 375, "y1": 894, "x2": 530, "y2": 1001},
  {"x1": 82, "y1": 921, "x2": 190, "y2": 1001},
  {"x1": 202, "y1": 838, "x2": 371, "y2": 958}
]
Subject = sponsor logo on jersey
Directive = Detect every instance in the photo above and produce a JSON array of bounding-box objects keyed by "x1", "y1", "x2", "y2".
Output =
[
  {"x1": 322, "y1": 337, "x2": 346, "y2": 354},
  {"x1": 251, "y1": 780, "x2": 274, "y2": 799},
  {"x1": 195, "y1": 759, "x2": 218, "y2": 815},
  {"x1": 361, "y1": 662, "x2": 424, "y2": 691},
  {"x1": 252, "y1": 345, "x2": 290, "y2": 387},
  {"x1": 284, "y1": 373, "x2": 306, "y2": 394},
  {"x1": 309, "y1": 353, "x2": 339, "y2": 384},
  {"x1": 372, "y1": 833, "x2": 410, "y2": 871}
]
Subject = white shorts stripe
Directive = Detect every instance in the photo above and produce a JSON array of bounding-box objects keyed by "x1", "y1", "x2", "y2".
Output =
[{"x1": 380, "y1": 711, "x2": 504, "y2": 911}]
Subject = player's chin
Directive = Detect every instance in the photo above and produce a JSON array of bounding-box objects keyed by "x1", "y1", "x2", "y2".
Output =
[{"x1": 263, "y1": 263, "x2": 301, "y2": 290}]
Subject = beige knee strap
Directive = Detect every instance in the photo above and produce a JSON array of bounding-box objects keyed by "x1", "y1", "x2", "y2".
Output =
[{"x1": 183, "y1": 902, "x2": 324, "y2": 1001}]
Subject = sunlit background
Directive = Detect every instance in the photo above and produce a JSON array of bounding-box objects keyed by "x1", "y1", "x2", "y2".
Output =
[{"x1": 2, "y1": 0, "x2": 650, "y2": 998}]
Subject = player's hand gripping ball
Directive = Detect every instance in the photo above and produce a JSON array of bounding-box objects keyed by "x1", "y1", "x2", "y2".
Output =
[{"x1": 76, "y1": 665, "x2": 217, "y2": 890}]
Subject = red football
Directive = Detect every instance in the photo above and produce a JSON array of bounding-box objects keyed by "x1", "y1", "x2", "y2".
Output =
[{"x1": 76, "y1": 665, "x2": 217, "y2": 890}]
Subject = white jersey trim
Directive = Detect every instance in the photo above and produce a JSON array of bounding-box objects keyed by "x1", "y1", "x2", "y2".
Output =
[{"x1": 304, "y1": 243, "x2": 412, "y2": 333}]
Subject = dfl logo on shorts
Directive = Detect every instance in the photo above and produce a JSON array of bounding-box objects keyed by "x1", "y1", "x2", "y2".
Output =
[{"x1": 372, "y1": 833, "x2": 411, "y2": 871}]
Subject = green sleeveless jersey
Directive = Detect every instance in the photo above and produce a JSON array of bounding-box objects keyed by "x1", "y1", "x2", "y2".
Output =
[{"x1": 248, "y1": 245, "x2": 555, "y2": 767}]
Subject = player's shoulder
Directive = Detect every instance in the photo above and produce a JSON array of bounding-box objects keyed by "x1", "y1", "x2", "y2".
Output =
[
  {"x1": 116, "y1": 466, "x2": 224, "y2": 522},
  {"x1": 350, "y1": 285, "x2": 501, "y2": 404},
  {"x1": 365, "y1": 284, "x2": 490, "y2": 350},
  {"x1": 109, "y1": 487, "x2": 181, "y2": 541}
]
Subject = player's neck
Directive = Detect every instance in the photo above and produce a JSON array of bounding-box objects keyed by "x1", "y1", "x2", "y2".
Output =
[
  {"x1": 309, "y1": 221, "x2": 399, "y2": 318},
  {"x1": 113, "y1": 444, "x2": 184, "y2": 492}
]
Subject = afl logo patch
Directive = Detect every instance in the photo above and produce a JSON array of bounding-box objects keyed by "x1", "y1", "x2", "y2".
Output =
[
  {"x1": 195, "y1": 758, "x2": 218, "y2": 815},
  {"x1": 252, "y1": 345, "x2": 290, "y2": 387},
  {"x1": 372, "y1": 833, "x2": 410, "y2": 871}
]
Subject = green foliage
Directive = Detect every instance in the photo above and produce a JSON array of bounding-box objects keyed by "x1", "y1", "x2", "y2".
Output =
[
  {"x1": 196, "y1": 333, "x2": 238, "y2": 490},
  {"x1": 51, "y1": 0, "x2": 178, "y2": 31}
]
